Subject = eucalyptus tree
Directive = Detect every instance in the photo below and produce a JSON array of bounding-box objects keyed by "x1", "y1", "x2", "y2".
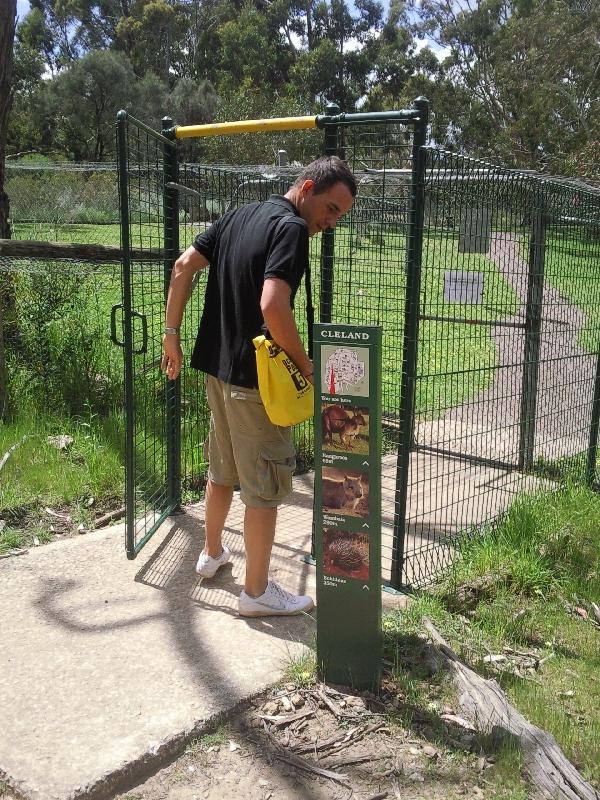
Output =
[{"x1": 416, "y1": 0, "x2": 600, "y2": 171}]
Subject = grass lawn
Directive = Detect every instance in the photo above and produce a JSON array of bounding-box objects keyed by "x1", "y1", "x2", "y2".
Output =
[
  {"x1": 0, "y1": 412, "x2": 125, "y2": 554},
  {"x1": 384, "y1": 482, "x2": 600, "y2": 790}
]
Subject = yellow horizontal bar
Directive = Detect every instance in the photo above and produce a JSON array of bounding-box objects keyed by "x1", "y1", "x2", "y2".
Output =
[{"x1": 175, "y1": 116, "x2": 317, "y2": 139}]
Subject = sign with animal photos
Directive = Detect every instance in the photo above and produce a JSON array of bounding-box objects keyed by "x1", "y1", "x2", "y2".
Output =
[{"x1": 314, "y1": 323, "x2": 382, "y2": 691}]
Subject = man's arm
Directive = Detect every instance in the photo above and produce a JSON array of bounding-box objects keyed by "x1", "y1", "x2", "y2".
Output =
[
  {"x1": 161, "y1": 245, "x2": 209, "y2": 381},
  {"x1": 261, "y1": 277, "x2": 313, "y2": 383}
]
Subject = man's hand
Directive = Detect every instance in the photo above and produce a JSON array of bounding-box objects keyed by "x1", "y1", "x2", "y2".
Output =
[{"x1": 161, "y1": 334, "x2": 183, "y2": 381}]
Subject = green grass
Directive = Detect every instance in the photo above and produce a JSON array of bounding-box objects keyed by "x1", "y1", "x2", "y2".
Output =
[
  {"x1": 0, "y1": 412, "x2": 124, "y2": 552},
  {"x1": 384, "y1": 482, "x2": 600, "y2": 789},
  {"x1": 281, "y1": 649, "x2": 317, "y2": 688}
]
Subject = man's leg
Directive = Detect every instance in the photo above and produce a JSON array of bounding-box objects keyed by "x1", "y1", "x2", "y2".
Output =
[
  {"x1": 202, "y1": 479, "x2": 233, "y2": 558},
  {"x1": 243, "y1": 505, "x2": 277, "y2": 597}
]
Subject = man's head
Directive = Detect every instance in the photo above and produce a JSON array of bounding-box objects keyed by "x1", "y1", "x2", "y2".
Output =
[{"x1": 286, "y1": 156, "x2": 356, "y2": 236}]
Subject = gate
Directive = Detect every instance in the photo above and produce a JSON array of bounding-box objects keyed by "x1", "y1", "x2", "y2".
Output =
[
  {"x1": 115, "y1": 112, "x2": 181, "y2": 558},
  {"x1": 115, "y1": 101, "x2": 429, "y2": 581}
]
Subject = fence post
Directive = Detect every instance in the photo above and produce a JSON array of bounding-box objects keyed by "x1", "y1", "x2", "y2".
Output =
[
  {"x1": 391, "y1": 97, "x2": 429, "y2": 590},
  {"x1": 308, "y1": 102, "x2": 341, "y2": 563},
  {"x1": 319, "y1": 102, "x2": 340, "y2": 324},
  {"x1": 116, "y1": 111, "x2": 137, "y2": 558},
  {"x1": 162, "y1": 116, "x2": 182, "y2": 510},
  {"x1": 519, "y1": 205, "x2": 546, "y2": 471},
  {"x1": 586, "y1": 351, "x2": 600, "y2": 487}
]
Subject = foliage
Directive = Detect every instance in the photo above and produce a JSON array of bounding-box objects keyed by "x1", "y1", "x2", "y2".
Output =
[
  {"x1": 6, "y1": 265, "x2": 123, "y2": 418},
  {"x1": 416, "y1": 0, "x2": 600, "y2": 171},
  {"x1": 6, "y1": 0, "x2": 600, "y2": 177}
]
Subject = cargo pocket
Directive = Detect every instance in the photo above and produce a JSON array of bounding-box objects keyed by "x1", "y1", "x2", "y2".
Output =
[{"x1": 256, "y1": 439, "x2": 296, "y2": 503}]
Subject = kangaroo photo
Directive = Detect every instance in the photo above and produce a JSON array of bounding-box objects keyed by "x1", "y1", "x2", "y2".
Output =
[
  {"x1": 322, "y1": 466, "x2": 369, "y2": 517},
  {"x1": 321, "y1": 402, "x2": 369, "y2": 454}
]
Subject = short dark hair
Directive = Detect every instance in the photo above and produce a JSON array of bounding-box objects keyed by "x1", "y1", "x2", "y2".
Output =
[{"x1": 294, "y1": 156, "x2": 357, "y2": 198}]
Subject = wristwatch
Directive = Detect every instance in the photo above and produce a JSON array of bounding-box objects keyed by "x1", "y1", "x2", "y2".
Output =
[{"x1": 164, "y1": 326, "x2": 180, "y2": 335}]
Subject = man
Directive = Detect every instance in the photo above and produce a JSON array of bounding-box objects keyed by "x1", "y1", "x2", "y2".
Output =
[{"x1": 161, "y1": 156, "x2": 356, "y2": 617}]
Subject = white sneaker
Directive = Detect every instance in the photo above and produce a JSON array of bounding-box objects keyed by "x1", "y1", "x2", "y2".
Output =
[
  {"x1": 239, "y1": 580, "x2": 314, "y2": 617},
  {"x1": 195, "y1": 545, "x2": 231, "y2": 578}
]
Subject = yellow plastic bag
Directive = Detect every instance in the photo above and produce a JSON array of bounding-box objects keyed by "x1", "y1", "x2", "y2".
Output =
[{"x1": 253, "y1": 335, "x2": 314, "y2": 427}]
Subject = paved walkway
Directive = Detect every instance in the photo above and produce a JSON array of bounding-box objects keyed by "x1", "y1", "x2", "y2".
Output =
[{"x1": 0, "y1": 477, "x2": 407, "y2": 800}]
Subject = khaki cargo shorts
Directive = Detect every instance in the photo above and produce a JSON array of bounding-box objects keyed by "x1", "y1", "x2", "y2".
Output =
[{"x1": 204, "y1": 375, "x2": 296, "y2": 508}]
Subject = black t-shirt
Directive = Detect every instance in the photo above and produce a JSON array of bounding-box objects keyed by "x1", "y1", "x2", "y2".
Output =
[{"x1": 190, "y1": 195, "x2": 309, "y2": 388}]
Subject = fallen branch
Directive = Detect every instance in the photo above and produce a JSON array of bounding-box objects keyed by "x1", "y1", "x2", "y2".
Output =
[
  {"x1": 93, "y1": 506, "x2": 126, "y2": 529},
  {"x1": 423, "y1": 618, "x2": 600, "y2": 800},
  {"x1": 261, "y1": 708, "x2": 316, "y2": 728},
  {"x1": 292, "y1": 721, "x2": 384, "y2": 757},
  {"x1": 316, "y1": 688, "x2": 345, "y2": 718},
  {"x1": 0, "y1": 238, "x2": 177, "y2": 263},
  {"x1": 0, "y1": 435, "x2": 28, "y2": 474},
  {"x1": 273, "y1": 751, "x2": 349, "y2": 785},
  {"x1": 0, "y1": 548, "x2": 29, "y2": 559}
]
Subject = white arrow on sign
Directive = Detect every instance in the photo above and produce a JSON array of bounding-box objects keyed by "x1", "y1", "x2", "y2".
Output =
[
  {"x1": 363, "y1": 585, "x2": 370, "y2": 590},
  {"x1": 363, "y1": 461, "x2": 369, "y2": 466},
  {"x1": 362, "y1": 523, "x2": 369, "y2": 528}
]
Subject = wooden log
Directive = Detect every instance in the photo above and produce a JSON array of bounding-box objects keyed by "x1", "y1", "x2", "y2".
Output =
[
  {"x1": 0, "y1": 238, "x2": 174, "y2": 263},
  {"x1": 423, "y1": 619, "x2": 600, "y2": 800}
]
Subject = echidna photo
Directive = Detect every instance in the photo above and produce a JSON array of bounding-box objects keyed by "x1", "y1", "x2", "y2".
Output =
[
  {"x1": 328, "y1": 539, "x2": 365, "y2": 570},
  {"x1": 324, "y1": 532, "x2": 370, "y2": 580}
]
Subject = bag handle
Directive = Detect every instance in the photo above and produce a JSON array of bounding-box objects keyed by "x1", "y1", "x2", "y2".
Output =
[{"x1": 271, "y1": 212, "x2": 314, "y2": 359}]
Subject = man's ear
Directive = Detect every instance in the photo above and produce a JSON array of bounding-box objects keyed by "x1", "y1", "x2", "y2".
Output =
[{"x1": 301, "y1": 179, "x2": 315, "y2": 194}]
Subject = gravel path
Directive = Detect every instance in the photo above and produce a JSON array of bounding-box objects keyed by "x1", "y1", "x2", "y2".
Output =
[{"x1": 417, "y1": 233, "x2": 596, "y2": 465}]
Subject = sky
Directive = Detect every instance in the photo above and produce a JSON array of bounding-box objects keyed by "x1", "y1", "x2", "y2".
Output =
[{"x1": 16, "y1": 0, "x2": 30, "y2": 20}]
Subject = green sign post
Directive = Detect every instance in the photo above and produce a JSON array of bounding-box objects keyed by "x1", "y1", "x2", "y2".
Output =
[{"x1": 314, "y1": 323, "x2": 383, "y2": 690}]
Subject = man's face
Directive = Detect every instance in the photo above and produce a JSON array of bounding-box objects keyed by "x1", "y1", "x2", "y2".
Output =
[{"x1": 297, "y1": 180, "x2": 355, "y2": 236}]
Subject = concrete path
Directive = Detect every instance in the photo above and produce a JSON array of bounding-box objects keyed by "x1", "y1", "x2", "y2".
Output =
[{"x1": 0, "y1": 475, "x2": 407, "y2": 800}]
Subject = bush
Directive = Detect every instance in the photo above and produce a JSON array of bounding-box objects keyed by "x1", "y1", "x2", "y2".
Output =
[{"x1": 7, "y1": 266, "x2": 123, "y2": 417}]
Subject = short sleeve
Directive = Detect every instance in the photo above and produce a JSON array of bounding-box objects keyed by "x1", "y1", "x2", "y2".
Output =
[
  {"x1": 264, "y1": 217, "x2": 309, "y2": 293},
  {"x1": 193, "y1": 217, "x2": 221, "y2": 260}
]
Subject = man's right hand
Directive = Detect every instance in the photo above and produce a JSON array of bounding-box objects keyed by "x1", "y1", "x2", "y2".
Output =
[{"x1": 161, "y1": 334, "x2": 183, "y2": 381}]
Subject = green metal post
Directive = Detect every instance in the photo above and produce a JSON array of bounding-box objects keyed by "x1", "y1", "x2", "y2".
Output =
[
  {"x1": 162, "y1": 117, "x2": 182, "y2": 510},
  {"x1": 391, "y1": 97, "x2": 429, "y2": 589},
  {"x1": 586, "y1": 351, "x2": 600, "y2": 487},
  {"x1": 116, "y1": 111, "x2": 137, "y2": 559},
  {"x1": 320, "y1": 102, "x2": 340, "y2": 324},
  {"x1": 309, "y1": 102, "x2": 341, "y2": 563},
  {"x1": 519, "y1": 206, "x2": 545, "y2": 471}
]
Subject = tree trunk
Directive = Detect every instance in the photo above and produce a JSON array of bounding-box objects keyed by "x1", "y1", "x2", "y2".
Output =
[
  {"x1": 424, "y1": 619, "x2": 600, "y2": 800},
  {"x1": 0, "y1": 0, "x2": 17, "y2": 420}
]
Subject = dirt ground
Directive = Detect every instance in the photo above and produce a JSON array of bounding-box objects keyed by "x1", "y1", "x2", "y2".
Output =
[{"x1": 110, "y1": 676, "x2": 518, "y2": 800}]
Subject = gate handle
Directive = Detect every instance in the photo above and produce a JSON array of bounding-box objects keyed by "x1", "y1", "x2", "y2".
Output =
[
  {"x1": 110, "y1": 304, "x2": 124, "y2": 347},
  {"x1": 132, "y1": 311, "x2": 148, "y2": 355}
]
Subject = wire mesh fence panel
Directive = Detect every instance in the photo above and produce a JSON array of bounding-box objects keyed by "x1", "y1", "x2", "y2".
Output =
[
  {"x1": 117, "y1": 117, "x2": 177, "y2": 556},
  {"x1": 401, "y1": 148, "x2": 600, "y2": 585},
  {"x1": 324, "y1": 121, "x2": 415, "y2": 586},
  {"x1": 6, "y1": 162, "x2": 120, "y2": 245}
]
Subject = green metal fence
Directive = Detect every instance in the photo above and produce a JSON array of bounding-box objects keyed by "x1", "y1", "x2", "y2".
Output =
[
  {"x1": 8, "y1": 99, "x2": 599, "y2": 585},
  {"x1": 115, "y1": 102, "x2": 428, "y2": 566},
  {"x1": 114, "y1": 103, "x2": 600, "y2": 584}
]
